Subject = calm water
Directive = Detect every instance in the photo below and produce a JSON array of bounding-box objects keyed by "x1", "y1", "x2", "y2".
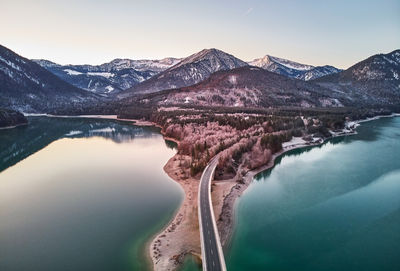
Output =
[
  {"x1": 227, "y1": 117, "x2": 400, "y2": 271},
  {"x1": 0, "y1": 116, "x2": 183, "y2": 271}
]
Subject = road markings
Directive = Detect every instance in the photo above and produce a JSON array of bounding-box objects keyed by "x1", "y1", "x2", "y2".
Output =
[{"x1": 199, "y1": 158, "x2": 226, "y2": 271}]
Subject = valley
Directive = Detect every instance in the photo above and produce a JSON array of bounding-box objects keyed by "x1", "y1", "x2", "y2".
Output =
[{"x1": 1, "y1": 42, "x2": 399, "y2": 271}]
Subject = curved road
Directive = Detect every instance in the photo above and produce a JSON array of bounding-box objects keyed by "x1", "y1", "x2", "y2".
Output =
[{"x1": 198, "y1": 156, "x2": 227, "y2": 271}]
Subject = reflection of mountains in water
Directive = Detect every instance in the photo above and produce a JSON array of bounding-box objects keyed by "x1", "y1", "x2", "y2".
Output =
[
  {"x1": 63, "y1": 122, "x2": 157, "y2": 143},
  {"x1": 0, "y1": 116, "x2": 162, "y2": 172}
]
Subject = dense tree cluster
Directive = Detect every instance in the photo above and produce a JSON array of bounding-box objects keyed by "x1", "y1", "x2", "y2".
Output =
[{"x1": 36, "y1": 99, "x2": 400, "y2": 180}]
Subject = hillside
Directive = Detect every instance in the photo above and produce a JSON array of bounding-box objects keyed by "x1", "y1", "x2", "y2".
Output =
[
  {"x1": 128, "y1": 66, "x2": 345, "y2": 108},
  {"x1": 0, "y1": 108, "x2": 28, "y2": 128},
  {"x1": 249, "y1": 55, "x2": 341, "y2": 80},
  {"x1": 0, "y1": 44, "x2": 99, "y2": 113},
  {"x1": 119, "y1": 48, "x2": 248, "y2": 97},
  {"x1": 315, "y1": 49, "x2": 400, "y2": 106},
  {"x1": 33, "y1": 57, "x2": 180, "y2": 95}
]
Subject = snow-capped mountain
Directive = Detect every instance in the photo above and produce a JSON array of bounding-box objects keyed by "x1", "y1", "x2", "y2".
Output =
[
  {"x1": 0, "y1": 45, "x2": 98, "y2": 113},
  {"x1": 315, "y1": 49, "x2": 400, "y2": 106},
  {"x1": 33, "y1": 57, "x2": 181, "y2": 95},
  {"x1": 301, "y1": 65, "x2": 341, "y2": 81},
  {"x1": 128, "y1": 66, "x2": 345, "y2": 108},
  {"x1": 331, "y1": 49, "x2": 400, "y2": 81},
  {"x1": 120, "y1": 48, "x2": 248, "y2": 96},
  {"x1": 104, "y1": 57, "x2": 182, "y2": 72},
  {"x1": 249, "y1": 55, "x2": 341, "y2": 81}
]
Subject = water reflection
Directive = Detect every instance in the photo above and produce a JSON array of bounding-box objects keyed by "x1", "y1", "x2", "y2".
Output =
[
  {"x1": 0, "y1": 116, "x2": 175, "y2": 172},
  {"x1": 0, "y1": 116, "x2": 182, "y2": 271}
]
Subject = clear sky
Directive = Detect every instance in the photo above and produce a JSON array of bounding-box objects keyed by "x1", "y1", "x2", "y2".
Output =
[{"x1": 1, "y1": 0, "x2": 399, "y2": 68}]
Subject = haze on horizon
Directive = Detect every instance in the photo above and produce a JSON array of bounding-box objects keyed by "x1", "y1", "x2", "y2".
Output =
[{"x1": 1, "y1": 0, "x2": 399, "y2": 69}]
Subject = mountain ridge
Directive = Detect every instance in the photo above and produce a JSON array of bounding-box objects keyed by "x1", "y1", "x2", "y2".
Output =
[
  {"x1": 126, "y1": 66, "x2": 345, "y2": 108},
  {"x1": 33, "y1": 57, "x2": 181, "y2": 95},
  {"x1": 119, "y1": 48, "x2": 248, "y2": 97},
  {"x1": 314, "y1": 49, "x2": 400, "y2": 106},
  {"x1": 0, "y1": 44, "x2": 99, "y2": 113},
  {"x1": 249, "y1": 54, "x2": 342, "y2": 81}
]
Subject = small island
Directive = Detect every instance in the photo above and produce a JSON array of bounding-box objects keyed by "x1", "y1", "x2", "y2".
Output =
[{"x1": 0, "y1": 108, "x2": 28, "y2": 129}]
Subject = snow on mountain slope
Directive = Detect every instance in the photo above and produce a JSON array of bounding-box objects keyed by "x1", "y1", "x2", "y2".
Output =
[
  {"x1": 128, "y1": 66, "x2": 345, "y2": 108},
  {"x1": 106, "y1": 57, "x2": 182, "y2": 72},
  {"x1": 249, "y1": 55, "x2": 341, "y2": 80},
  {"x1": 33, "y1": 57, "x2": 180, "y2": 95},
  {"x1": 0, "y1": 44, "x2": 98, "y2": 112},
  {"x1": 315, "y1": 49, "x2": 400, "y2": 106},
  {"x1": 121, "y1": 48, "x2": 248, "y2": 96}
]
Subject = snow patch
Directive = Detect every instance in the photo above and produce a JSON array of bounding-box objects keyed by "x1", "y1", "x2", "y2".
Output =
[
  {"x1": 90, "y1": 127, "x2": 115, "y2": 133},
  {"x1": 87, "y1": 72, "x2": 114, "y2": 78},
  {"x1": 282, "y1": 137, "x2": 307, "y2": 148},
  {"x1": 228, "y1": 75, "x2": 237, "y2": 84},
  {"x1": 0, "y1": 56, "x2": 22, "y2": 71},
  {"x1": 65, "y1": 130, "x2": 82, "y2": 136},
  {"x1": 105, "y1": 85, "x2": 114, "y2": 93},
  {"x1": 64, "y1": 69, "x2": 82, "y2": 75},
  {"x1": 393, "y1": 70, "x2": 399, "y2": 80}
]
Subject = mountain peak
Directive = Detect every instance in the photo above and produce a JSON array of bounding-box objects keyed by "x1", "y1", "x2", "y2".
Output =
[
  {"x1": 121, "y1": 48, "x2": 248, "y2": 96},
  {"x1": 0, "y1": 44, "x2": 97, "y2": 112},
  {"x1": 249, "y1": 54, "x2": 341, "y2": 81},
  {"x1": 170, "y1": 48, "x2": 247, "y2": 70},
  {"x1": 340, "y1": 49, "x2": 400, "y2": 81},
  {"x1": 250, "y1": 54, "x2": 314, "y2": 71}
]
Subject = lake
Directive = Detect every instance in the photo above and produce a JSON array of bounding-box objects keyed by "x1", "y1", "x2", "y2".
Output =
[
  {"x1": 1, "y1": 116, "x2": 399, "y2": 271},
  {"x1": 227, "y1": 116, "x2": 400, "y2": 271},
  {"x1": 0, "y1": 116, "x2": 183, "y2": 271}
]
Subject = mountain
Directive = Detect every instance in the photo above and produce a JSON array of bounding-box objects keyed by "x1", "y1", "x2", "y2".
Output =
[
  {"x1": 105, "y1": 58, "x2": 182, "y2": 72},
  {"x1": 0, "y1": 108, "x2": 28, "y2": 128},
  {"x1": 0, "y1": 44, "x2": 98, "y2": 112},
  {"x1": 249, "y1": 55, "x2": 342, "y2": 81},
  {"x1": 315, "y1": 49, "x2": 400, "y2": 107},
  {"x1": 119, "y1": 48, "x2": 248, "y2": 97},
  {"x1": 127, "y1": 66, "x2": 345, "y2": 108},
  {"x1": 33, "y1": 57, "x2": 181, "y2": 95}
]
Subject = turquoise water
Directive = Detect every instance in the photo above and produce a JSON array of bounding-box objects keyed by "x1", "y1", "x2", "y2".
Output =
[
  {"x1": 0, "y1": 117, "x2": 183, "y2": 271},
  {"x1": 226, "y1": 117, "x2": 400, "y2": 271},
  {"x1": 1, "y1": 116, "x2": 399, "y2": 271}
]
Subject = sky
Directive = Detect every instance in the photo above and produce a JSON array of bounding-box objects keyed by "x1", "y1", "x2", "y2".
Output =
[{"x1": 0, "y1": 0, "x2": 399, "y2": 69}]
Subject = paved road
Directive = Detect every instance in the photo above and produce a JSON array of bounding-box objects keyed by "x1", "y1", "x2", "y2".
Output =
[{"x1": 198, "y1": 157, "x2": 227, "y2": 271}]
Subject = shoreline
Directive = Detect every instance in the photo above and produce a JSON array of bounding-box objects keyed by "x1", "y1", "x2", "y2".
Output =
[
  {"x1": 149, "y1": 154, "x2": 202, "y2": 270},
  {"x1": 23, "y1": 113, "x2": 158, "y2": 126},
  {"x1": 215, "y1": 113, "x2": 400, "y2": 248},
  {"x1": 27, "y1": 112, "x2": 399, "y2": 271},
  {"x1": 0, "y1": 122, "x2": 28, "y2": 130}
]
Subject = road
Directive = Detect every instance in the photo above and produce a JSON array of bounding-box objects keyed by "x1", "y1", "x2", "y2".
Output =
[{"x1": 198, "y1": 156, "x2": 227, "y2": 271}]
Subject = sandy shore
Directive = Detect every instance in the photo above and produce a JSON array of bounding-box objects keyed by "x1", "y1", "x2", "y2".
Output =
[
  {"x1": 148, "y1": 154, "x2": 201, "y2": 270},
  {"x1": 121, "y1": 113, "x2": 399, "y2": 270}
]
